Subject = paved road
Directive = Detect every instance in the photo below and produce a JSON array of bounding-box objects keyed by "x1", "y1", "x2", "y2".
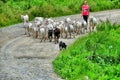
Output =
[{"x1": 0, "y1": 9, "x2": 120, "y2": 80}]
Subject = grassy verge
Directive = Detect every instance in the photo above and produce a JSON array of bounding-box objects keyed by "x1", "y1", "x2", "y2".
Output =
[
  {"x1": 53, "y1": 21, "x2": 120, "y2": 80},
  {"x1": 0, "y1": 0, "x2": 120, "y2": 28}
]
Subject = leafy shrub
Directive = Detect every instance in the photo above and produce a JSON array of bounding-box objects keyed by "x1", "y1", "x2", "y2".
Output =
[
  {"x1": 0, "y1": 0, "x2": 120, "y2": 28},
  {"x1": 53, "y1": 23, "x2": 120, "y2": 80},
  {"x1": 97, "y1": 19, "x2": 120, "y2": 31}
]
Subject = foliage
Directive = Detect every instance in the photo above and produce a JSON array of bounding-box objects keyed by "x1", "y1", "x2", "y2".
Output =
[
  {"x1": 53, "y1": 22, "x2": 120, "y2": 80},
  {"x1": 0, "y1": 0, "x2": 120, "y2": 28},
  {"x1": 97, "y1": 19, "x2": 120, "y2": 31}
]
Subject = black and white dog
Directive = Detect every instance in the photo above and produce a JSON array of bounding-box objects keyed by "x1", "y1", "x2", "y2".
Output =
[{"x1": 59, "y1": 41, "x2": 67, "y2": 50}]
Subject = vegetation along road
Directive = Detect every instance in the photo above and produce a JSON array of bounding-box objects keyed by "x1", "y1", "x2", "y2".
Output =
[{"x1": 0, "y1": 9, "x2": 120, "y2": 80}]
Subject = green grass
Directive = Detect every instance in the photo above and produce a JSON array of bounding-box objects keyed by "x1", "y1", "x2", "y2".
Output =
[
  {"x1": 0, "y1": 0, "x2": 120, "y2": 28},
  {"x1": 53, "y1": 21, "x2": 120, "y2": 80}
]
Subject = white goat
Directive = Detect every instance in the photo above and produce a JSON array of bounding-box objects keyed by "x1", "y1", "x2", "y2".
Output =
[
  {"x1": 64, "y1": 18, "x2": 75, "y2": 38},
  {"x1": 38, "y1": 23, "x2": 47, "y2": 42},
  {"x1": 81, "y1": 21, "x2": 88, "y2": 34},
  {"x1": 34, "y1": 17, "x2": 44, "y2": 25},
  {"x1": 56, "y1": 21, "x2": 65, "y2": 38},
  {"x1": 89, "y1": 16, "x2": 98, "y2": 32},
  {"x1": 46, "y1": 18, "x2": 54, "y2": 42},
  {"x1": 21, "y1": 14, "x2": 29, "y2": 35},
  {"x1": 27, "y1": 22, "x2": 33, "y2": 36},
  {"x1": 21, "y1": 14, "x2": 29, "y2": 23},
  {"x1": 34, "y1": 17, "x2": 44, "y2": 22},
  {"x1": 32, "y1": 21, "x2": 39, "y2": 38},
  {"x1": 72, "y1": 20, "x2": 82, "y2": 35}
]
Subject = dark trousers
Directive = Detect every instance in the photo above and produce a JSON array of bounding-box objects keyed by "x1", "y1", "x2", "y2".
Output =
[{"x1": 83, "y1": 15, "x2": 88, "y2": 24}]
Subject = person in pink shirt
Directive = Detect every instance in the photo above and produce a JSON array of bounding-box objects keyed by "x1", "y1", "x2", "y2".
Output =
[{"x1": 82, "y1": 0, "x2": 90, "y2": 24}]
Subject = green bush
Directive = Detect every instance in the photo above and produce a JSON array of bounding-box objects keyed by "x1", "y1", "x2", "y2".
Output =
[
  {"x1": 97, "y1": 19, "x2": 120, "y2": 31},
  {"x1": 53, "y1": 22, "x2": 120, "y2": 80},
  {"x1": 0, "y1": 0, "x2": 120, "y2": 28}
]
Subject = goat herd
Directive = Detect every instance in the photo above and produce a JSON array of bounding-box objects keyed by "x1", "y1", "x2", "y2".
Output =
[{"x1": 21, "y1": 14, "x2": 97, "y2": 44}]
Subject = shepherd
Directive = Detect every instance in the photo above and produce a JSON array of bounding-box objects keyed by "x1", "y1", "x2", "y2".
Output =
[{"x1": 81, "y1": 0, "x2": 90, "y2": 24}]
